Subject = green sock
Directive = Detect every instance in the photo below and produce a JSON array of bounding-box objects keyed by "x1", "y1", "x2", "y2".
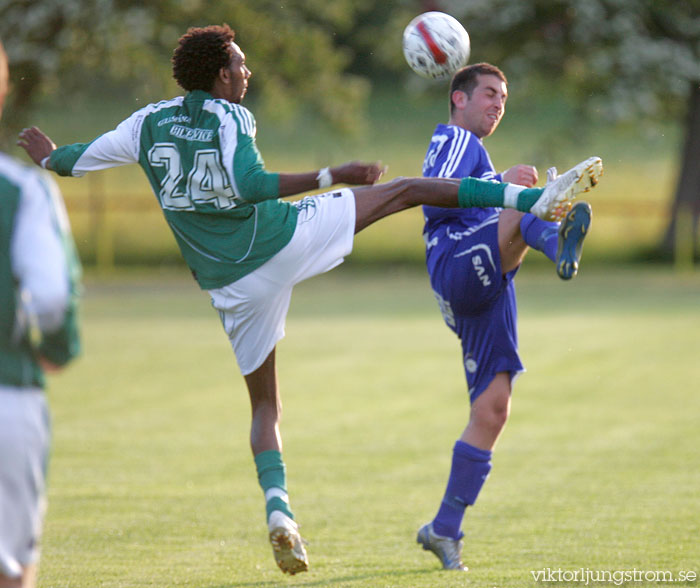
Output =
[
  {"x1": 254, "y1": 450, "x2": 294, "y2": 520},
  {"x1": 457, "y1": 177, "x2": 506, "y2": 208},
  {"x1": 515, "y1": 187, "x2": 545, "y2": 212},
  {"x1": 458, "y1": 177, "x2": 544, "y2": 212}
]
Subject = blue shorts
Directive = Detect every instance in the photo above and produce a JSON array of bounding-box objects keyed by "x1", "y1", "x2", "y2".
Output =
[{"x1": 425, "y1": 214, "x2": 524, "y2": 402}]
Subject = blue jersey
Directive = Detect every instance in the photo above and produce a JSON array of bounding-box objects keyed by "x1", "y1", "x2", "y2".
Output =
[
  {"x1": 422, "y1": 124, "x2": 502, "y2": 228},
  {"x1": 421, "y1": 123, "x2": 523, "y2": 402}
]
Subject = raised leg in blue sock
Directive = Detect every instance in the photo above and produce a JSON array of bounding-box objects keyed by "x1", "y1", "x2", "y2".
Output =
[{"x1": 520, "y1": 213, "x2": 559, "y2": 263}]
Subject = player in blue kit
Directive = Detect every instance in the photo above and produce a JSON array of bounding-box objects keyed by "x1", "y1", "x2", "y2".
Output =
[
  {"x1": 416, "y1": 63, "x2": 602, "y2": 570},
  {"x1": 18, "y1": 26, "x2": 600, "y2": 576}
]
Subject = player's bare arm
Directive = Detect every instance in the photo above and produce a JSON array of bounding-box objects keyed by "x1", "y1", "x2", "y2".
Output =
[
  {"x1": 331, "y1": 161, "x2": 386, "y2": 185},
  {"x1": 277, "y1": 161, "x2": 386, "y2": 197},
  {"x1": 17, "y1": 126, "x2": 56, "y2": 170}
]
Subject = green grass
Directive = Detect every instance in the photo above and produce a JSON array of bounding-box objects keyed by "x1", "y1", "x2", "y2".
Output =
[{"x1": 39, "y1": 266, "x2": 700, "y2": 587}]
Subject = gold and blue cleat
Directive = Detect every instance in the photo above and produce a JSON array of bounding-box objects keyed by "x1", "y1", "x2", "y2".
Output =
[{"x1": 556, "y1": 201, "x2": 592, "y2": 280}]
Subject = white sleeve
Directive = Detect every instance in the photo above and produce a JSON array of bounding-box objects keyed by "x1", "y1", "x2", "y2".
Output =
[
  {"x1": 11, "y1": 172, "x2": 70, "y2": 333},
  {"x1": 69, "y1": 111, "x2": 143, "y2": 176}
]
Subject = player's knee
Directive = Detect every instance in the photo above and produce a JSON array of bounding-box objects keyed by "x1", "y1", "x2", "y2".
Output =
[
  {"x1": 489, "y1": 401, "x2": 510, "y2": 431},
  {"x1": 401, "y1": 177, "x2": 427, "y2": 205},
  {"x1": 0, "y1": 573, "x2": 24, "y2": 588},
  {"x1": 485, "y1": 408, "x2": 509, "y2": 435},
  {"x1": 383, "y1": 177, "x2": 413, "y2": 208},
  {"x1": 471, "y1": 396, "x2": 510, "y2": 434}
]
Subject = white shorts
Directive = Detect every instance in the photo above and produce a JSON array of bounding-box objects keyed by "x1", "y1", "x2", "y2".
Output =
[
  {"x1": 209, "y1": 189, "x2": 356, "y2": 375},
  {"x1": 0, "y1": 386, "x2": 50, "y2": 579}
]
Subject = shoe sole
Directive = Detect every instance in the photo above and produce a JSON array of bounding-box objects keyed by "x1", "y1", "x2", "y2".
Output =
[
  {"x1": 556, "y1": 201, "x2": 592, "y2": 280},
  {"x1": 543, "y1": 157, "x2": 603, "y2": 222},
  {"x1": 270, "y1": 527, "x2": 309, "y2": 575}
]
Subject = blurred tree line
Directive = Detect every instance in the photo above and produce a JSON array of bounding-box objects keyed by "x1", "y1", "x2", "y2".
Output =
[{"x1": 0, "y1": 0, "x2": 698, "y2": 258}]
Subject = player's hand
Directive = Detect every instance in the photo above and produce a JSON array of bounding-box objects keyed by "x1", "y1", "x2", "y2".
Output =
[
  {"x1": 38, "y1": 355, "x2": 63, "y2": 374},
  {"x1": 17, "y1": 126, "x2": 57, "y2": 169},
  {"x1": 502, "y1": 164, "x2": 538, "y2": 188},
  {"x1": 332, "y1": 161, "x2": 387, "y2": 186}
]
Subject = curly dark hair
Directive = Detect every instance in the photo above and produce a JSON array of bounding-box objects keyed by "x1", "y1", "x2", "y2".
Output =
[
  {"x1": 449, "y1": 63, "x2": 507, "y2": 114},
  {"x1": 172, "y1": 25, "x2": 236, "y2": 92}
]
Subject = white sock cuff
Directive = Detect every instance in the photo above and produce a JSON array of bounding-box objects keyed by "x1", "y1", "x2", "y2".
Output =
[
  {"x1": 504, "y1": 183, "x2": 525, "y2": 209},
  {"x1": 268, "y1": 509, "x2": 297, "y2": 531},
  {"x1": 265, "y1": 487, "x2": 289, "y2": 503}
]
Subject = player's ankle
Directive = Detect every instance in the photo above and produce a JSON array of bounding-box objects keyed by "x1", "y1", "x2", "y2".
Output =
[{"x1": 515, "y1": 187, "x2": 543, "y2": 212}]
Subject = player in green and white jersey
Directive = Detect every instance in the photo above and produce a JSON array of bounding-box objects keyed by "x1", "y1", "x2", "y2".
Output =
[
  {"x1": 18, "y1": 25, "x2": 599, "y2": 575},
  {"x1": 0, "y1": 40, "x2": 81, "y2": 588}
]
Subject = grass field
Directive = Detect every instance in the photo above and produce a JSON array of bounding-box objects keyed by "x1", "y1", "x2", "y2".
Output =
[{"x1": 39, "y1": 265, "x2": 699, "y2": 587}]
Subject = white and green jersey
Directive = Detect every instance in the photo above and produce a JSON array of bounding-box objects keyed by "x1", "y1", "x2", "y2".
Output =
[
  {"x1": 0, "y1": 153, "x2": 81, "y2": 388},
  {"x1": 50, "y1": 90, "x2": 299, "y2": 289}
]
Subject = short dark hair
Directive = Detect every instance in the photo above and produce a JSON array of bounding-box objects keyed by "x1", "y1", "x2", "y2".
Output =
[
  {"x1": 172, "y1": 25, "x2": 236, "y2": 92},
  {"x1": 449, "y1": 63, "x2": 507, "y2": 113}
]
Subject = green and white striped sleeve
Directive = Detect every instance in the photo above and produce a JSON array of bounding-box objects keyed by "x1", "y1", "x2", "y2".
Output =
[
  {"x1": 50, "y1": 110, "x2": 143, "y2": 177},
  {"x1": 217, "y1": 103, "x2": 279, "y2": 204}
]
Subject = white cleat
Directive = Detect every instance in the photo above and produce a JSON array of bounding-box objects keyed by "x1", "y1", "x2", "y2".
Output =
[
  {"x1": 268, "y1": 510, "x2": 309, "y2": 575},
  {"x1": 530, "y1": 156, "x2": 603, "y2": 221}
]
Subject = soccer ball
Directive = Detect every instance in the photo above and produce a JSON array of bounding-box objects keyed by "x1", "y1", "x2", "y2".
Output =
[{"x1": 402, "y1": 12, "x2": 470, "y2": 80}]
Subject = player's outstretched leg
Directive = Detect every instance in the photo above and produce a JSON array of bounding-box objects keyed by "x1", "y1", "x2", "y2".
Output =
[
  {"x1": 556, "y1": 201, "x2": 592, "y2": 280},
  {"x1": 417, "y1": 522, "x2": 468, "y2": 571},
  {"x1": 352, "y1": 156, "x2": 602, "y2": 232},
  {"x1": 529, "y1": 156, "x2": 603, "y2": 221},
  {"x1": 268, "y1": 510, "x2": 309, "y2": 575}
]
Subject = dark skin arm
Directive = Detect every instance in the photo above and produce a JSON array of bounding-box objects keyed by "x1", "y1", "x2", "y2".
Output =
[{"x1": 278, "y1": 162, "x2": 386, "y2": 196}]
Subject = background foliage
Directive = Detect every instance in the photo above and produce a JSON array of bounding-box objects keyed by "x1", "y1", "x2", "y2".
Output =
[
  {"x1": 2, "y1": 0, "x2": 697, "y2": 131},
  {"x1": 0, "y1": 0, "x2": 698, "y2": 260}
]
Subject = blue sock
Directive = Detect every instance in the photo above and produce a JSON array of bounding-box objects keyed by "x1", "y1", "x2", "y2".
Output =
[
  {"x1": 432, "y1": 441, "x2": 492, "y2": 540},
  {"x1": 520, "y1": 213, "x2": 559, "y2": 262}
]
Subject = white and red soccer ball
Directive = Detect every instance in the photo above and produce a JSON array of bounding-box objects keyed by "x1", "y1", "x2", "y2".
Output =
[{"x1": 403, "y1": 11, "x2": 471, "y2": 80}]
